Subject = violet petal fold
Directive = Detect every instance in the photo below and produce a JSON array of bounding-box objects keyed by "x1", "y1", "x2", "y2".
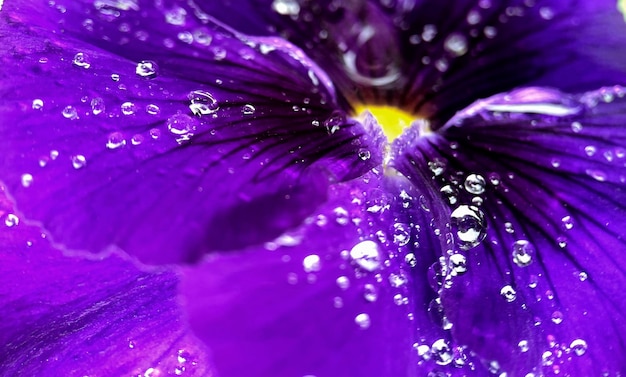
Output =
[
  {"x1": 181, "y1": 170, "x2": 490, "y2": 377},
  {"x1": 392, "y1": 86, "x2": 626, "y2": 375},
  {"x1": 0, "y1": 0, "x2": 380, "y2": 265},
  {"x1": 0, "y1": 191, "x2": 212, "y2": 376}
]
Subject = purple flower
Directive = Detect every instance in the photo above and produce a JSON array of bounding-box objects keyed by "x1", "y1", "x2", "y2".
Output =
[{"x1": 2, "y1": 0, "x2": 626, "y2": 375}]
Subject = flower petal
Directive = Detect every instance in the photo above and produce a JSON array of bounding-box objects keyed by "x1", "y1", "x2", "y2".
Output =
[
  {"x1": 0, "y1": 1, "x2": 380, "y2": 264},
  {"x1": 180, "y1": 170, "x2": 489, "y2": 376},
  {"x1": 0, "y1": 190, "x2": 212, "y2": 376},
  {"x1": 392, "y1": 86, "x2": 626, "y2": 375}
]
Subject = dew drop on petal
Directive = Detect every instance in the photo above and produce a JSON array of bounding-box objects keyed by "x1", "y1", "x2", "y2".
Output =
[
  {"x1": 354, "y1": 313, "x2": 371, "y2": 329},
  {"x1": 363, "y1": 283, "x2": 378, "y2": 302},
  {"x1": 62, "y1": 106, "x2": 78, "y2": 120},
  {"x1": 71, "y1": 154, "x2": 87, "y2": 169},
  {"x1": 349, "y1": 240, "x2": 382, "y2": 272},
  {"x1": 431, "y1": 339, "x2": 453, "y2": 366},
  {"x1": 32, "y1": 99, "x2": 44, "y2": 110},
  {"x1": 72, "y1": 52, "x2": 91, "y2": 68},
  {"x1": 91, "y1": 97, "x2": 106, "y2": 115},
  {"x1": 242, "y1": 104, "x2": 256, "y2": 115},
  {"x1": 518, "y1": 340, "x2": 529, "y2": 353},
  {"x1": 146, "y1": 104, "x2": 161, "y2": 115},
  {"x1": 4, "y1": 213, "x2": 19, "y2": 227},
  {"x1": 336, "y1": 276, "x2": 350, "y2": 290},
  {"x1": 551, "y1": 311, "x2": 564, "y2": 324},
  {"x1": 449, "y1": 253, "x2": 467, "y2": 275},
  {"x1": 450, "y1": 205, "x2": 487, "y2": 250},
  {"x1": 272, "y1": 0, "x2": 300, "y2": 16},
  {"x1": 135, "y1": 60, "x2": 158, "y2": 78},
  {"x1": 121, "y1": 102, "x2": 137, "y2": 115},
  {"x1": 443, "y1": 33, "x2": 468, "y2": 57},
  {"x1": 464, "y1": 174, "x2": 486, "y2": 194},
  {"x1": 512, "y1": 239, "x2": 534, "y2": 267},
  {"x1": 569, "y1": 339, "x2": 587, "y2": 356},
  {"x1": 106, "y1": 132, "x2": 126, "y2": 149},
  {"x1": 500, "y1": 285, "x2": 517, "y2": 302},
  {"x1": 302, "y1": 254, "x2": 321, "y2": 272},
  {"x1": 188, "y1": 90, "x2": 219, "y2": 115},
  {"x1": 405, "y1": 253, "x2": 417, "y2": 267},
  {"x1": 21, "y1": 173, "x2": 33, "y2": 187}
]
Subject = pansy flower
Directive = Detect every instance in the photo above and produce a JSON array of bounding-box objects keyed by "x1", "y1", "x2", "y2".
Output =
[{"x1": 2, "y1": 0, "x2": 626, "y2": 376}]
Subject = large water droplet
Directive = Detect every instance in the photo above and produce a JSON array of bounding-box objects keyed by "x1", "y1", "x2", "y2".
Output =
[
  {"x1": 464, "y1": 174, "x2": 486, "y2": 194},
  {"x1": 189, "y1": 90, "x2": 219, "y2": 115},
  {"x1": 569, "y1": 339, "x2": 587, "y2": 356},
  {"x1": 449, "y1": 253, "x2": 467, "y2": 275},
  {"x1": 121, "y1": 102, "x2": 137, "y2": 115},
  {"x1": 431, "y1": 339, "x2": 453, "y2": 366},
  {"x1": 136, "y1": 60, "x2": 158, "y2": 78},
  {"x1": 349, "y1": 240, "x2": 382, "y2": 272},
  {"x1": 512, "y1": 239, "x2": 534, "y2": 267},
  {"x1": 72, "y1": 52, "x2": 91, "y2": 68},
  {"x1": 450, "y1": 205, "x2": 487, "y2": 250},
  {"x1": 106, "y1": 132, "x2": 126, "y2": 149}
]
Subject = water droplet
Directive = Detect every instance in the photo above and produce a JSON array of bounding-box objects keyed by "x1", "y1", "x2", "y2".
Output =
[
  {"x1": 4, "y1": 213, "x2": 19, "y2": 227},
  {"x1": 272, "y1": 0, "x2": 300, "y2": 16},
  {"x1": 165, "y1": 6, "x2": 186, "y2": 25},
  {"x1": 32, "y1": 99, "x2": 44, "y2": 110},
  {"x1": 392, "y1": 223, "x2": 410, "y2": 246},
  {"x1": 551, "y1": 311, "x2": 564, "y2": 324},
  {"x1": 539, "y1": 6, "x2": 554, "y2": 20},
  {"x1": 106, "y1": 132, "x2": 126, "y2": 149},
  {"x1": 146, "y1": 104, "x2": 161, "y2": 115},
  {"x1": 518, "y1": 340, "x2": 529, "y2": 353},
  {"x1": 389, "y1": 273, "x2": 407, "y2": 288},
  {"x1": 393, "y1": 293, "x2": 407, "y2": 306},
  {"x1": 578, "y1": 271, "x2": 588, "y2": 282},
  {"x1": 431, "y1": 339, "x2": 453, "y2": 366},
  {"x1": 464, "y1": 174, "x2": 486, "y2": 194},
  {"x1": 242, "y1": 104, "x2": 256, "y2": 115},
  {"x1": 428, "y1": 158, "x2": 446, "y2": 176},
  {"x1": 569, "y1": 339, "x2": 587, "y2": 356},
  {"x1": 72, "y1": 52, "x2": 91, "y2": 68},
  {"x1": 349, "y1": 240, "x2": 382, "y2": 272},
  {"x1": 354, "y1": 313, "x2": 371, "y2": 329},
  {"x1": 444, "y1": 33, "x2": 468, "y2": 56},
  {"x1": 421, "y1": 24, "x2": 437, "y2": 42},
  {"x1": 512, "y1": 239, "x2": 534, "y2": 267},
  {"x1": 136, "y1": 60, "x2": 158, "y2": 78},
  {"x1": 405, "y1": 253, "x2": 417, "y2": 267},
  {"x1": 500, "y1": 285, "x2": 517, "y2": 302},
  {"x1": 449, "y1": 253, "x2": 467, "y2": 275},
  {"x1": 584, "y1": 145, "x2": 596, "y2": 157},
  {"x1": 363, "y1": 283, "x2": 378, "y2": 302},
  {"x1": 302, "y1": 254, "x2": 321, "y2": 272},
  {"x1": 467, "y1": 10, "x2": 481, "y2": 24},
  {"x1": 62, "y1": 106, "x2": 78, "y2": 120},
  {"x1": 336, "y1": 276, "x2": 350, "y2": 290},
  {"x1": 188, "y1": 90, "x2": 219, "y2": 115},
  {"x1": 323, "y1": 111, "x2": 344, "y2": 134},
  {"x1": 167, "y1": 113, "x2": 197, "y2": 142},
  {"x1": 71, "y1": 154, "x2": 87, "y2": 169},
  {"x1": 121, "y1": 102, "x2": 137, "y2": 115},
  {"x1": 21, "y1": 173, "x2": 33, "y2": 187},
  {"x1": 333, "y1": 207, "x2": 349, "y2": 225},
  {"x1": 90, "y1": 97, "x2": 106, "y2": 115},
  {"x1": 358, "y1": 148, "x2": 371, "y2": 161},
  {"x1": 450, "y1": 205, "x2": 487, "y2": 250}
]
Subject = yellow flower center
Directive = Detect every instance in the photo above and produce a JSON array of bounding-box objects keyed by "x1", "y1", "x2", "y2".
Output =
[
  {"x1": 620, "y1": 0, "x2": 626, "y2": 21},
  {"x1": 353, "y1": 104, "x2": 417, "y2": 140}
]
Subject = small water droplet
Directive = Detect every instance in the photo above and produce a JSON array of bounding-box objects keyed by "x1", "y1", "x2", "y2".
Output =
[
  {"x1": 405, "y1": 253, "x2": 417, "y2": 267},
  {"x1": 569, "y1": 339, "x2": 587, "y2": 356},
  {"x1": 428, "y1": 158, "x2": 446, "y2": 176},
  {"x1": 136, "y1": 60, "x2": 158, "y2": 78},
  {"x1": 450, "y1": 205, "x2": 487, "y2": 250},
  {"x1": 500, "y1": 285, "x2": 517, "y2": 302},
  {"x1": 272, "y1": 0, "x2": 300, "y2": 16},
  {"x1": 431, "y1": 339, "x2": 453, "y2": 366},
  {"x1": 21, "y1": 173, "x2": 33, "y2": 187},
  {"x1": 90, "y1": 97, "x2": 106, "y2": 115},
  {"x1": 578, "y1": 271, "x2": 588, "y2": 282},
  {"x1": 121, "y1": 102, "x2": 136, "y2": 115},
  {"x1": 165, "y1": 6, "x2": 187, "y2": 25},
  {"x1": 518, "y1": 340, "x2": 529, "y2": 353},
  {"x1": 584, "y1": 145, "x2": 596, "y2": 157},
  {"x1": 512, "y1": 239, "x2": 534, "y2": 267},
  {"x1": 389, "y1": 273, "x2": 407, "y2": 288},
  {"x1": 4, "y1": 213, "x2": 19, "y2": 227},
  {"x1": 146, "y1": 104, "x2": 161, "y2": 115},
  {"x1": 444, "y1": 33, "x2": 468, "y2": 56},
  {"x1": 302, "y1": 254, "x2": 321, "y2": 272},
  {"x1": 464, "y1": 174, "x2": 486, "y2": 194},
  {"x1": 72, "y1": 52, "x2": 91, "y2": 68},
  {"x1": 242, "y1": 104, "x2": 256, "y2": 115},
  {"x1": 106, "y1": 132, "x2": 126, "y2": 149},
  {"x1": 188, "y1": 90, "x2": 219, "y2": 115},
  {"x1": 358, "y1": 148, "x2": 371, "y2": 161},
  {"x1": 167, "y1": 113, "x2": 197, "y2": 140},
  {"x1": 354, "y1": 313, "x2": 371, "y2": 329},
  {"x1": 336, "y1": 276, "x2": 350, "y2": 290},
  {"x1": 363, "y1": 283, "x2": 378, "y2": 302},
  {"x1": 71, "y1": 154, "x2": 87, "y2": 169},
  {"x1": 349, "y1": 240, "x2": 382, "y2": 272},
  {"x1": 449, "y1": 253, "x2": 467, "y2": 275},
  {"x1": 421, "y1": 24, "x2": 437, "y2": 42},
  {"x1": 62, "y1": 105, "x2": 78, "y2": 120},
  {"x1": 551, "y1": 311, "x2": 564, "y2": 324},
  {"x1": 32, "y1": 99, "x2": 44, "y2": 110}
]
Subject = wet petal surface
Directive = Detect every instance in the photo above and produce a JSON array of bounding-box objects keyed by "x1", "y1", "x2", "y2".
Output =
[
  {"x1": 393, "y1": 86, "x2": 626, "y2": 375},
  {"x1": 0, "y1": 190, "x2": 212, "y2": 376},
  {"x1": 0, "y1": 1, "x2": 381, "y2": 264},
  {"x1": 181, "y1": 170, "x2": 489, "y2": 377}
]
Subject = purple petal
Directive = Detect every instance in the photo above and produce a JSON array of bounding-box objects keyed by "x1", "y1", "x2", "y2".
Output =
[
  {"x1": 0, "y1": 190, "x2": 212, "y2": 375},
  {"x1": 392, "y1": 86, "x2": 626, "y2": 375},
  {"x1": 180, "y1": 170, "x2": 489, "y2": 376},
  {"x1": 0, "y1": 1, "x2": 380, "y2": 264}
]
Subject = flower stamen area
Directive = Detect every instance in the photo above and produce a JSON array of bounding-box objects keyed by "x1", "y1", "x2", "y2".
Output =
[{"x1": 353, "y1": 104, "x2": 417, "y2": 140}]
